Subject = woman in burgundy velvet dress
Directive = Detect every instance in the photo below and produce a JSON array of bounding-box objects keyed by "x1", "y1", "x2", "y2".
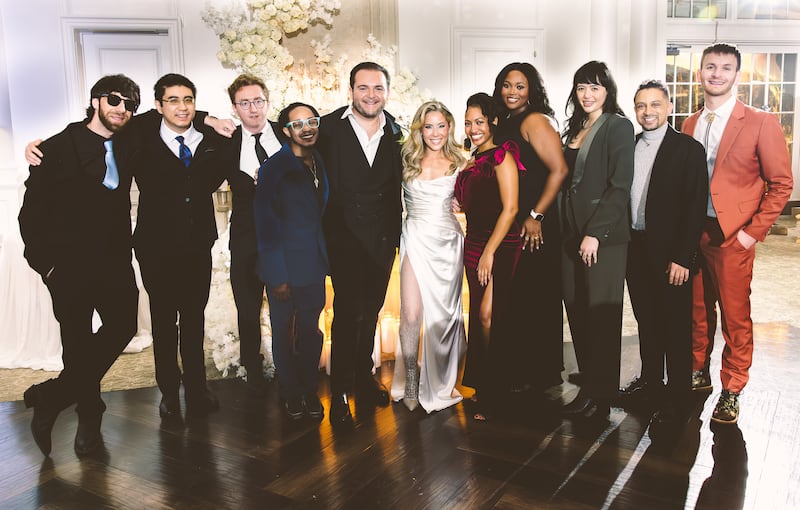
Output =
[{"x1": 454, "y1": 93, "x2": 524, "y2": 421}]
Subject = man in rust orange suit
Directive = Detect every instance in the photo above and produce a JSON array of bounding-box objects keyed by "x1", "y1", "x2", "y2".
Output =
[{"x1": 682, "y1": 43, "x2": 793, "y2": 424}]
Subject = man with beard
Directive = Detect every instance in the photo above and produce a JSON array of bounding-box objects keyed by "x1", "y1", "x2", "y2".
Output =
[
  {"x1": 19, "y1": 74, "x2": 141, "y2": 457},
  {"x1": 254, "y1": 102, "x2": 328, "y2": 421},
  {"x1": 620, "y1": 80, "x2": 707, "y2": 425},
  {"x1": 317, "y1": 62, "x2": 404, "y2": 426}
]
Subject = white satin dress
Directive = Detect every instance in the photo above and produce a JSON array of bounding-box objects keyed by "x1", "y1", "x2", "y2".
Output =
[{"x1": 391, "y1": 172, "x2": 466, "y2": 412}]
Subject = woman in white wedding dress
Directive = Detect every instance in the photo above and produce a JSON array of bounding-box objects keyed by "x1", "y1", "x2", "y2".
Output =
[{"x1": 391, "y1": 101, "x2": 467, "y2": 412}]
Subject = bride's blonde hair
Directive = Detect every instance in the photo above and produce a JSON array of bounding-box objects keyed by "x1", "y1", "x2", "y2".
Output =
[{"x1": 401, "y1": 101, "x2": 465, "y2": 181}]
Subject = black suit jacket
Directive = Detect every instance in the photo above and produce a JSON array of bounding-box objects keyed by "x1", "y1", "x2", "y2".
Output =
[
  {"x1": 317, "y1": 106, "x2": 403, "y2": 264},
  {"x1": 225, "y1": 122, "x2": 285, "y2": 256},
  {"x1": 561, "y1": 113, "x2": 635, "y2": 247},
  {"x1": 635, "y1": 124, "x2": 708, "y2": 272},
  {"x1": 117, "y1": 110, "x2": 228, "y2": 255},
  {"x1": 19, "y1": 121, "x2": 133, "y2": 277}
]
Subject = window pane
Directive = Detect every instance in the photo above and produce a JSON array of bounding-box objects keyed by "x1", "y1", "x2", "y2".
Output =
[
  {"x1": 673, "y1": 0, "x2": 691, "y2": 17},
  {"x1": 783, "y1": 54, "x2": 796, "y2": 81},
  {"x1": 751, "y1": 84, "x2": 766, "y2": 109},
  {"x1": 782, "y1": 84, "x2": 795, "y2": 111},
  {"x1": 768, "y1": 84, "x2": 782, "y2": 111},
  {"x1": 693, "y1": 84, "x2": 705, "y2": 111},
  {"x1": 675, "y1": 84, "x2": 691, "y2": 113}
]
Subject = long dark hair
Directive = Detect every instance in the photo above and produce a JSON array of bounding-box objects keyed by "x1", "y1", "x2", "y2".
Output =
[
  {"x1": 492, "y1": 62, "x2": 554, "y2": 118},
  {"x1": 464, "y1": 92, "x2": 500, "y2": 150},
  {"x1": 563, "y1": 61, "x2": 625, "y2": 142}
]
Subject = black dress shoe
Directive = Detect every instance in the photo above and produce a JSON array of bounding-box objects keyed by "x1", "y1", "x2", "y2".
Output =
[
  {"x1": 561, "y1": 394, "x2": 593, "y2": 416},
  {"x1": 159, "y1": 394, "x2": 181, "y2": 420},
  {"x1": 355, "y1": 379, "x2": 390, "y2": 407},
  {"x1": 284, "y1": 397, "x2": 304, "y2": 421},
  {"x1": 619, "y1": 376, "x2": 648, "y2": 397},
  {"x1": 567, "y1": 372, "x2": 584, "y2": 385},
  {"x1": 304, "y1": 393, "x2": 324, "y2": 420},
  {"x1": 329, "y1": 394, "x2": 353, "y2": 426},
  {"x1": 186, "y1": 387, "x2": 220, "y2": 416},
  {"x1": 24, "y1": 384, "x2": 60, "y2": 457},
  {"x1": 74, "y1": 414, "x2": 103, "y2": 456}
]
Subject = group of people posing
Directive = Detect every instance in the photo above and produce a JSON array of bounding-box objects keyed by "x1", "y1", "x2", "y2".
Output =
[{"x1": 18, "y1": 42, "x2": 793, "y2": 459}]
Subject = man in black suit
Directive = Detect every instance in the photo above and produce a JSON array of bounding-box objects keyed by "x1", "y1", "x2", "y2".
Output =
[
  {"x1": 620, "y1": 80, "x2": 708, "y2": 423},
  {"x1": 122, "y1": 74, "x2": 229, "y2": 420},
  {"x1": 19, "y1": 75, "x2": 140, "y2": 456},
  {"x1": 318, "y1": 62, "x2": 403, "y2": 426},
  {"x1": 220, "y1": 73, "x2": 283, "y2": 394}
]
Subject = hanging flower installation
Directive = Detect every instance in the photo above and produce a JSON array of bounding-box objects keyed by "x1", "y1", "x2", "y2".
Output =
[{"x1": 201, "y1": 0, "x2": 430, "y2": 125}]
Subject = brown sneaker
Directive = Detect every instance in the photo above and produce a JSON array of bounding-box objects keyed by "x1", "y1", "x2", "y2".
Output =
[
  {"x1": 691, "y1": 369, "x2": 712, "y2": 391},
  {"x1": 711, "y1": 390, "x2": 740, "y2": 424}
]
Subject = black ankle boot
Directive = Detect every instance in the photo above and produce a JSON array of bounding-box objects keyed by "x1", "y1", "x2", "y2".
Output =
[{"x1": 23, "y1": 383, "x2": 61, "y2": 457}]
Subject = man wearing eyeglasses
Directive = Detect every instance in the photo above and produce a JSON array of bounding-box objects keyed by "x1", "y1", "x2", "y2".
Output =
[
  {"x1": 19, "y1": 75, "x2": 141, "y2": 457},
  {"x1": 121, "y1": 73, "x2": 230, "y2": 421},
  {"x1": 318, "y1": 62, "x2": 404, "y2": 426},
  {"x1": 213, "y1": 74, "x2": 283, "y2": 395},
  {"x1": 254, "y1": 103, "x2": 328, "y2": 421}
]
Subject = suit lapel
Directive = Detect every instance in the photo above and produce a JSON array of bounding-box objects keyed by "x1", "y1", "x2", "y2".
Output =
[
  {"x1": 714, "y1": 100, "x2": 746, "y2": 175},
  {"x1": 572, "y1": 113, "x2": 611, "y2": 186}
]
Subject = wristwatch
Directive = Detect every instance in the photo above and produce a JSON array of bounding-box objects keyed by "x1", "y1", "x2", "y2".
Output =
[{"x1": 530, "y1": 210, "x2": 545, "y2": 222}]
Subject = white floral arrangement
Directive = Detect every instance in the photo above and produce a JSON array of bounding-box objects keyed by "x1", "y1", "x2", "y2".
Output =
[{"x1": 201, "y1": 0, "x2": 430, "y2": 126}]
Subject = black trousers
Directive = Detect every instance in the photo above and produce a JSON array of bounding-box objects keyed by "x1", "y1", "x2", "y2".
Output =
[
  {"x1": 43, "y1": 259, "x2": 138, "y2": 417},
  {"x1": 626, "y1": 232, "x2": 692, "y2": 402},
  {"x1": 561, "y1": 241, "x2": 627, "y2": 402},
  {"x1": 229, "y1": 245, "x2": 265, "y2": 373},
  {"x1": 137, "y1": 244, "x2": 212, "y2": 397},
  {"x1": 328, "y1": 242, "x2": 395, "y2": 395}
]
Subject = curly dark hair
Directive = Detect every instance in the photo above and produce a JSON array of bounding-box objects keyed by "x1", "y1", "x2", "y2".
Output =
[{"x1": 492, "y1": 62, "x2": 554, "y2": 118}]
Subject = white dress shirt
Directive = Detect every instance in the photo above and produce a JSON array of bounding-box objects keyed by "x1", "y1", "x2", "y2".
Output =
[
  {"x1": 341, "y1": 105, "x2": 386, "y2": 166},
  {"x1": 240, "y1": 124, "x2": 282, "y2": 179},
  {"x1": 159, "y1": 122, "x2": 203, "y2": 160},
  {"x1": 692, "y1": 95, "x2": 736, "y2": 217}
]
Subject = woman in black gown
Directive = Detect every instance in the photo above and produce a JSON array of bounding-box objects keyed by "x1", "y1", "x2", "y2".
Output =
[{"x1": 492, "y1": 63, "x2": 568, "y2": 393}]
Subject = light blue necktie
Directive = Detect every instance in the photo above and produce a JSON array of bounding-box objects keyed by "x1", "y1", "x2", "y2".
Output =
[
  {"x1": 102, "y1": 139, "x2": 119, "y2": 190},
  {"x1": 176, "y1": 135, "x2": 192, "y2": 167}
]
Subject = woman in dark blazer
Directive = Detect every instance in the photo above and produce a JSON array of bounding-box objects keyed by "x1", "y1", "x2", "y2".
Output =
[
  {"x1": 559, "y1": 61, "x2": 634, "y2": 419},
  {"x1": 254, "y1": 102, "x2": 329, "y2": 421}
]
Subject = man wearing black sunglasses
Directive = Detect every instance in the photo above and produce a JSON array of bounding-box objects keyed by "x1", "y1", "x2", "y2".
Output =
[{"x1": 19, "y1": 74, "x2": 141, "y2": 457}]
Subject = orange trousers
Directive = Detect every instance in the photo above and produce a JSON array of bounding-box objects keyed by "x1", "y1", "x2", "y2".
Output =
[{"x1": 692, "y1": 225, "x2": 756, "y2": 393}]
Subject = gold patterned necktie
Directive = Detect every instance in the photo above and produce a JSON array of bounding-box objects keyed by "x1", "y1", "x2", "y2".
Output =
[{"x1": 703, "y1": 111, "x2": 716, "y2": 150}]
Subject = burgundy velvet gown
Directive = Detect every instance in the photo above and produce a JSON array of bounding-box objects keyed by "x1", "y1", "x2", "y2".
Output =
[{"x1": 454, "y1": 141, "x2": 524, "y2": 406}]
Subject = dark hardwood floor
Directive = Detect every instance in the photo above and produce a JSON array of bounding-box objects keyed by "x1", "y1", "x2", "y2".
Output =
[{"x1": 1, "y1": 323, "x2": 798, "y2": 509}]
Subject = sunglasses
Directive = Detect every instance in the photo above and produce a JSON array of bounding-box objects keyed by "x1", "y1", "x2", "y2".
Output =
[{"x1": 97, "y1": 93, "x2": 137, "y2": 112}]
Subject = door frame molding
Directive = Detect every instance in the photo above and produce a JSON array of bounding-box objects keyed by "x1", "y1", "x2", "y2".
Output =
[{"x1": 60, "y1": 17, "x2": 184, "y2": 117}]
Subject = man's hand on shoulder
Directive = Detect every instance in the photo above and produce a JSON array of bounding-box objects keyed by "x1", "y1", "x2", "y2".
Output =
[
  {"x1": 26, "y1": 139, "x2": 44, "y2": 166},
  {"x1": 204, "y1": 116, "x2": 236, "y2": 138}
]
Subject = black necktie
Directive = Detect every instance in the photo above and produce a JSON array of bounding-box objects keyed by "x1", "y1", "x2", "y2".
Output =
[
  {"x1": 176, "y1": 135, "x2": 192, "y2": 167},
  {"x1": 254, "y1": 133, "x2": 268, "y2": 164}
]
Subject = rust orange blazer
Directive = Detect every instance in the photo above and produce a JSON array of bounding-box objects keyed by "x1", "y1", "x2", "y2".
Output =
[{"x1": 681, "y1": 100, "x2": 793, "y2": 247}]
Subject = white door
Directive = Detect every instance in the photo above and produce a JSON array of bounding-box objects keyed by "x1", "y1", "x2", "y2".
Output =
[
  {"x1": 80, "y1": 31, "x2": 174, "y2": 109},
  {"x1": 452, "y1": 27, "x2": 543, "y2": 134}
]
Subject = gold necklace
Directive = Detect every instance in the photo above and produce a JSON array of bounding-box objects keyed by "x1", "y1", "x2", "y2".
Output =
[{"x1": 309, "y1": 157, "x2": 319, "y2": 189}]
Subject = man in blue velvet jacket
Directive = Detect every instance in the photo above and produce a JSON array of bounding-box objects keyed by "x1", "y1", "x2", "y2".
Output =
[{"x1": 254, "y1": 102, "x2": 329, "y2": 421}]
